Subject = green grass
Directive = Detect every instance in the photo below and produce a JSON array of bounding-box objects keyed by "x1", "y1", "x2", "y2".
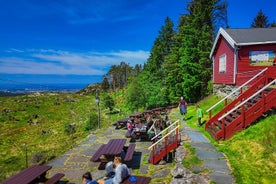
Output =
[
  {"x1": 185, "y1": 95, "x2": 276, "y2": 183},
  {"x1": 0, "y1": 92, "x2": 126, "y2": 181},
  {"x1": 1, "y1": 92, "x2": 275, "y2": 183}
]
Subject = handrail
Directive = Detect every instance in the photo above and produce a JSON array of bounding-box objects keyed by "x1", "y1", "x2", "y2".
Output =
[
  {"x1": 148, "y1": 125, "x2": 179, "y2": 150},
  {"x1": 206, "y1": 68, "x2": 268, "y2": 113},
  {"x1": 218, "y1": 79, "x2": 276, "y2": 121},
  {"x1": 151, "y1": 120, "x2": 179, "y2": 140}
]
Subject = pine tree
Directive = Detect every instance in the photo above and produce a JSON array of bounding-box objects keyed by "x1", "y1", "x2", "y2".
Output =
[
  {"x1": 142, "y1": 17, "x2": 176, "y2": 108},
  {"x1": 179, "y1": 0, "x2": 227, "y2": 102},
  {"x1": 251, "y1": 10, "x2": 269, "y2": 28}
]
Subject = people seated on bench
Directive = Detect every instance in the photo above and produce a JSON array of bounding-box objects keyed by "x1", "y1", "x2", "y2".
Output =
[
  {"x1": 147, "y1": 119, "x2": 158, "y2": 140},
  {"x1": 127, "y1": 120, "x2": 134, "y2": 134},
  {"x1": 82, "y1": 171, "x2": 98, "y2": 184},
  {"x1": 98, "y1": 156, "x2": 130, "y2": 184},
  {"x1": 105, "y1": 161, "x2": 115, "y2": 178}
]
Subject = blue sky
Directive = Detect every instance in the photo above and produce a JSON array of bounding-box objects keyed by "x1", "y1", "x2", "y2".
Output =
[{"x1": 0, "y1": 0, "x2": 275, "y2": 85}]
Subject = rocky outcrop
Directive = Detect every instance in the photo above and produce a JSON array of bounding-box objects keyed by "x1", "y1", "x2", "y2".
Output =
[{"x1": 170, "y1": 145, "x2": 209, "y2": 184}]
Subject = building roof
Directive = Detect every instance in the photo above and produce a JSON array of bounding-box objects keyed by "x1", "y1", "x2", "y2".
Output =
[{"x1": 210, "y1": 27, "x2": 276, "y2": 58}]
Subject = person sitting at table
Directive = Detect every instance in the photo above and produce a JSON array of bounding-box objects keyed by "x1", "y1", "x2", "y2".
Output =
[
  {"x1": 82, "y1": 171, "x2": 98, "y2": 184},
  {"x1": 98, "y1": 156, "x2": 130, "y2": 184},
  {"x1": 105, "y1": 161, "x2": 115, "y2": 178},
  {"x1": 147, "y1": 119, "x2": 158, "y2": 140},
  {"x1": 145, "y1": 115, "x2": 153, "y2": 130},
  {"x1": 127, "y1": 120, "x2": 134, "y2": 134}
]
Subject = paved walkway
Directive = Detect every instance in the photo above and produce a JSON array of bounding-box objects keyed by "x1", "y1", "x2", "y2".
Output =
[
  {"x1": 47, "y1": 113, "x2": 235, "y2": 184},
  {"x1": 178, "y1": 113, "x2": 235, "y2": 184}
]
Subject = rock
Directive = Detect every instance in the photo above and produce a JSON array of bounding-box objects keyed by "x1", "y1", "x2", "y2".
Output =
[{"x1": 175, "y1": 146, "x2": 186, "y2": 163}]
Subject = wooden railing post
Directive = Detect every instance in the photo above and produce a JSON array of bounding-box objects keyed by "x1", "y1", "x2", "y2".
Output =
[
  {"x1": 262, "y1": 90, "x2": 265, "y2": 112},
  {"x1": 152, "y1": 147, "x2": 155, "y2": 164},
  {"x1": 224, "y1": 98, "x2": 228, "y2": 106},
  {"x1": 221, "y1": 119, "x2": 225, "y2": 140},
  {"x1": 242, "y1": 104, "x2": 245, "y2": 128}
]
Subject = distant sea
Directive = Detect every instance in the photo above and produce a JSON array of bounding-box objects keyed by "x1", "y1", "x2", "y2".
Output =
[
  {"x1": 0, "y1": 83, "x2": 91, "y2": 94},
  {"x1": 0, "y1": 74, "x2": 102, "y2": 94}
]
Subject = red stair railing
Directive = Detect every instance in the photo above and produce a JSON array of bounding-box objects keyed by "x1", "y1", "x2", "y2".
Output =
[{"x1": 148, "y1": 120, "x2": 180, "y2": 164}]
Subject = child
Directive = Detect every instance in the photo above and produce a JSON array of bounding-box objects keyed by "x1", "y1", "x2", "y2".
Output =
[
  {"x1": 196, "y1": 105, "x2": 203, "y2": 126},
  {"x1": 82, "y1": 171, "x2": 98, "y2": 184}
]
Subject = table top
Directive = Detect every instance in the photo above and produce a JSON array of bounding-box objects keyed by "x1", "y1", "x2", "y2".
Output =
[
  {"x1": 2, "y1": 165, "x2": 52, "y2": 184},
  {"x1": 103, "y1": 139, "x2": 126, "y2": 156}
]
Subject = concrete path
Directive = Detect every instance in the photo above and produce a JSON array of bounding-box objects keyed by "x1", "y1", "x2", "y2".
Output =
[
  {"x1": 47, "y1": 114, "x2": 235, "y2": 184},
  {"x1": 179, "y1": 114, "x2": 235, "y2": 184}
]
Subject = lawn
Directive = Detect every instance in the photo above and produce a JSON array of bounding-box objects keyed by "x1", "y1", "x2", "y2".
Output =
[{"x1": 185, "y1": 95, "x2": 276, "y2": 183}]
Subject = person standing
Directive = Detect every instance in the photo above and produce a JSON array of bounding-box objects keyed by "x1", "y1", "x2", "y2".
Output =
[
  {"x1": 196, "y1": 105, "x2": 203, "y2": 126},
  {"x1": 178, "y1": 96, "x2": 187, "y2": 119}
]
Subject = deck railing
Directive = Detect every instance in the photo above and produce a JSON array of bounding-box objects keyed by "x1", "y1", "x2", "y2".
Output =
[
  {"x1": 218, "y1": 78, "x2": 276, "y2": 121},
  {"x1": 150, "y1": 120, "x2": 179, "y2": 141},
  {"x1": 206, "y1": 68, "x2": 268, "y2": 119},
  {"x1": 148, "y1": 123, "x2": 179, "y2": 150}
]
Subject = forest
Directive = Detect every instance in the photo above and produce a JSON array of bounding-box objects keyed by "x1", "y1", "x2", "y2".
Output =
[{"x1": 96, "y1": 0, "x2": 275, "y2": 113}]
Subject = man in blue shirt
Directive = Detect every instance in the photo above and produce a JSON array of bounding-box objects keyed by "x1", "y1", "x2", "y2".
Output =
[{"x1": 98, "y1": 156, "x2": 130, "y2": 184}]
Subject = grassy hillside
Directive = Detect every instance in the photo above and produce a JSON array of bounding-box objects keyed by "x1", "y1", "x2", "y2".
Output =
[
  {"x1": 0, "y1": 92, "x2": 125, "y2": 181},
  {"x1": 185, "y1": 95, "x2": 276, "y2": 183},
  {"x1": 1, "y1": 92, "x2": 275, "y2": 183}
]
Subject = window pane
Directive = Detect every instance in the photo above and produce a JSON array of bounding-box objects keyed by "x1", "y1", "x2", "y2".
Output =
[{"x1": 219, "y1": 54, "x2": 226, "y2": 73}]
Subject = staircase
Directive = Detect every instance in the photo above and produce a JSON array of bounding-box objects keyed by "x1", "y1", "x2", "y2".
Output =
[
  {"x1": 205, "y1": 68, "x2": 276, "y2": 140},
  {"x1": 148, "y1": 120, "x2": 180, "y2": 164}
]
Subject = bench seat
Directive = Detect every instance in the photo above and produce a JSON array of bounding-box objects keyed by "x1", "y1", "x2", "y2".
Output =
[
  {"x1": 123, "y1": 144, "x2": 136, "y2": 162},
  {"x1": 90, "y1": 144, "x2": 106, "y2": 162},
  {"x1": 45, "y1": 173, "x2": 65, "y2": 184},
  {"x1": 122, "y1": 176, "x2": 151, "y2": 184}
]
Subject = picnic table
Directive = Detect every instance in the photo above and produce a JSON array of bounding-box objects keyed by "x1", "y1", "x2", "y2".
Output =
[
  {"x1": 131, "y1": 127, "x2": 149, "y2": 141},
  {"x1": 122, "y1": 176, "x2": 151, "y2": 184},
  {"x1": 91, "y1": 139, "x2": 136, "y2": 169},
  {"x1": 116, "y1": 117, "x2": 133, "y2": 129},
  {"x1": 2, "y1": 165, "x2": 52, "y2": 184}
]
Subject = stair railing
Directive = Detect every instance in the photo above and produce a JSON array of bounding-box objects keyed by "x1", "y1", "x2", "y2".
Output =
[
  {"x1": 148, "y1": 125, "x2": 179, "y2": 150},
  {"x1": 151, "y1": 120, "x2": 179, "y2": 141},
  {"x1": 148, "y1": 122, "x2": 179, "y2": 164},
  {"x1": 206, "y1": 68, "x2": 268, "y2": 119},
  {"x1": 218, "y1": 79, "x2": 276, "y2": 123}
]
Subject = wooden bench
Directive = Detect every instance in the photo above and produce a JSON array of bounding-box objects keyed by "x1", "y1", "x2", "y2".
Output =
[
  {"x1": 45, "y1": 173, "x2": 65, "y2": 184},
  {"x1": 90, "y1": 144, "x2": 106, "y2": 162},
  {"x1": 1, "y1": 165, "x2": 52, "y2": 184},
  {"x1": 125, "y1": 130, "x2": 132, "y2": 138},
  {"x1": 122, "y1": 176, "x2": 151, "y2": 184},
  {"x1": 123, "y1": 144, "x2": 136, "y2": 162}
]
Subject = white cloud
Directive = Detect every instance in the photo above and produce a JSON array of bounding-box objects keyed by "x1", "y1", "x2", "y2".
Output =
[{"x1": 0, "y1": 49, "x2": 149, "y2": 75}]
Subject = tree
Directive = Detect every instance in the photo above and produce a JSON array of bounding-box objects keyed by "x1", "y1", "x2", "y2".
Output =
[
  {"x1": 251, "y1": 10, "x2": 269, "y2": 28},
  {"x1": 102, "y1": 94, "x2": 115, "y2": 111},
  {"x1": 101, "y1": 76, "x2": 109, "y2": 92},
  {"x1": 141, "y1": 17, "x2": 176, "y2": 108},
  {"x1": 126, "y1": 77, "x2": 146, "y2": 111},
  {"x1": 178, "y1": 0, "x2": 227, "y2": 102},
  {"x1": 270, "y1": 21, "x2": 276, "y2": 27}
]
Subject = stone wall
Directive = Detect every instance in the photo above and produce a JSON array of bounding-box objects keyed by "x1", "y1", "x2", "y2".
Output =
[{"x1": 213, "y1": 84, "x2": 240, "y2": 100}]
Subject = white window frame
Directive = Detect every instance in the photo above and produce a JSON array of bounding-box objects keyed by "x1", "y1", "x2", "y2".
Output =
[{"x1": 219, "y1": 54, "x2": 226, "y2": 73}]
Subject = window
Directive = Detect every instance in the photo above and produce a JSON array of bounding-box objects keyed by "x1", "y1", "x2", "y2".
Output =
[{"x1": 219, "y1": 54, "x2": 226, "y2": 73}]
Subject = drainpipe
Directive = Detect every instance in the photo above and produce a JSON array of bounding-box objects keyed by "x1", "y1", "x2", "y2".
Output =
[{"x1": 233, "y1": 46, "x2": 238, "y2": 84}]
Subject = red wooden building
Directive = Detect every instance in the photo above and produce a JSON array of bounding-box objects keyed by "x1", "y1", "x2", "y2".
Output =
[
  {"x1": 210, "y1": 27, "x2": 276, "y2": 86},
  {"x1": 205, "y1": 28, "x2": 276, "y2": 140}
]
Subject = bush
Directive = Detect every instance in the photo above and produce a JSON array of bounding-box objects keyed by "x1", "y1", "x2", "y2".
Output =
[
  {"x1": 64, "y1": 122, "x2": 76, "y2": 135},
  {"x1": 84, "y1": 113, "x2": 98, "y2": 131}
]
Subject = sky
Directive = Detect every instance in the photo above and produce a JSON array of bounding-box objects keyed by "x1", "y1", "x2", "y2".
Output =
[{"x1": 0, "y1": 0, "x2": 275, "y2": 85}]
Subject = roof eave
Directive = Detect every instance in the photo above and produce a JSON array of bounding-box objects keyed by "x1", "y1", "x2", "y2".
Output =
[
  {"x1": 237, "y1": 41, "x2": 276, "y2": 46},
  {"x1": 209, "y1": 28, "x2": 237, "y2": 59}
]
